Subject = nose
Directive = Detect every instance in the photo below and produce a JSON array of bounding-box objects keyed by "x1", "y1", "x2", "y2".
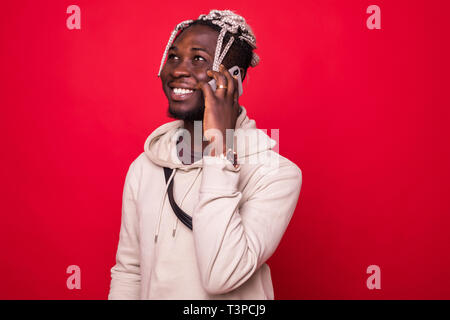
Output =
[{"x1": 170, "y1": 59, "x2": 191, "y2": 78}]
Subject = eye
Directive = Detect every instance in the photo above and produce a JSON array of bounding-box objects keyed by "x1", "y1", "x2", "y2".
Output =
[
  {"x1": 194, "y1": 55, "x2": 206, "y2": 62},
  {"x1": 168, "y1": 53, "x2": 178, "y2": 60}
]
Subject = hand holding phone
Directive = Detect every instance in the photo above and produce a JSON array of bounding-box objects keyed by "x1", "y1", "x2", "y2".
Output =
[
  {"x1": 201, "y1": 65, "x2": 242, "y2": 151},
  {"x1": 208, "y1": 65, "x2": 243, "y2": 97}
]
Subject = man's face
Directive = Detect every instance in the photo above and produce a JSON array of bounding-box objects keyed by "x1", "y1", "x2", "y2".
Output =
[{"x1": 160, "y1": 25, "x2": 218, "y2": 121}]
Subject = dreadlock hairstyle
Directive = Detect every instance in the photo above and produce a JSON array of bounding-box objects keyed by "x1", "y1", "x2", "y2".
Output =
[{"x1": 157, "y1": 10, "x2": 259, "y2": 79}]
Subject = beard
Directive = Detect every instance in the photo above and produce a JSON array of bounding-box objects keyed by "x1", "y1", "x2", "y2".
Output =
[{"x1": 167, "y1": 103, "x2": 205, "y2": 121}]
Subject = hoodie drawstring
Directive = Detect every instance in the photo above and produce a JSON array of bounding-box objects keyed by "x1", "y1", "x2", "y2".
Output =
[
  {"x1": 154, "y1": 168, "x2": 176, "y2": 243},
  {"x1": 154, "y1": 167, "x2": 202, "y2": 243},
  {"x1": 171, "y1": 167, "x2": 202, "y2": 237}
]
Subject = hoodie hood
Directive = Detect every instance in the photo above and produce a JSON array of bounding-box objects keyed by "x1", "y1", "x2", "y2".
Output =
[{"x1": 144, "y1": 106, "x2": 276, "y2": 170}]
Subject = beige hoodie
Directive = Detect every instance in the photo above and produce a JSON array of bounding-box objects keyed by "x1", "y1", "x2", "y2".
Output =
[{"x1": 108, "y1": 106, "x2": 302, "y2": 300}]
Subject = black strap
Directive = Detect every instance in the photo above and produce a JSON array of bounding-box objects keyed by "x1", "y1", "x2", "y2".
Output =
[{"x1": 163, "y1": 167, "x2": 193, "y2": 230}]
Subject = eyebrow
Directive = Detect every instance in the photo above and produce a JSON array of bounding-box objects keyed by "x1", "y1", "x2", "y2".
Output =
[{"x1": 169, "y1": 46, "x2": 211, "y2": 55}]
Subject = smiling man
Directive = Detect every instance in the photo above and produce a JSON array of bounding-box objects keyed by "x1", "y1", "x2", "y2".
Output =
[{"x1": 108, "y1": 10, "x2": 302, "y2": 300}]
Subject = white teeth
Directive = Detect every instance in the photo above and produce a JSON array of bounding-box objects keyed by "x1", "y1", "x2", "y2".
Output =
[{"x1": 173, "y1": 88, "x2": 194, "y2": 95}]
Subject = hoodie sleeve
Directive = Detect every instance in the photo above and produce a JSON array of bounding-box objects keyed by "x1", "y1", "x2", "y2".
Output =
[
  {"x1": 108, "y1": 161, "x2": 141, "y2": 300},
  {"x1": 192, "y1": 156, "x2": 302, "y2": 295}
]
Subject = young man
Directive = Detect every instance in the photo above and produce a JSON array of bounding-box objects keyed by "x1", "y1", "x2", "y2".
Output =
[{"x1": 108, "y1": 10, "x2": 302, "y2": 300}]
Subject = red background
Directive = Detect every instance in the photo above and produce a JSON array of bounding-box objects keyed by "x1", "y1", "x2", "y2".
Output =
[{"x1": 1, "y1": 0, "x2": 449, "y2": 299}]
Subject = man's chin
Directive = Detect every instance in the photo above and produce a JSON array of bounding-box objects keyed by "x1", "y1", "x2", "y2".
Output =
[{"x1": 167, "y1": 104, "x2": 205, "y2": 121}]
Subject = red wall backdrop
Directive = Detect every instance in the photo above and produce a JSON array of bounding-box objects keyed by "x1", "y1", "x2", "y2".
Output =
[{"x1": 1, "y1": 0, "x2": 449, "y2": 299}]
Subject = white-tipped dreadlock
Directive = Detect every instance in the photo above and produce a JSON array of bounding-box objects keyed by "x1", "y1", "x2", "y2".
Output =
[{"x1": 157, "y1": 10, "x2": 259, "y2": 77}]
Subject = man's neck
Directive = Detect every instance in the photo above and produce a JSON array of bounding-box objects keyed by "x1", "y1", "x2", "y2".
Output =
[
  {"x1": 181, "y1": 120, "x2": 209, "y2": 163},
  {"x1": 182, "y1": 107, "x2": 242, "y2": 162}
]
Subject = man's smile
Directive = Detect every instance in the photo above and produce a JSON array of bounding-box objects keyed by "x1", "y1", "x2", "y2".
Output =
[{"x1": 169, "y1": 87, "x2": 196, "y2": 101}]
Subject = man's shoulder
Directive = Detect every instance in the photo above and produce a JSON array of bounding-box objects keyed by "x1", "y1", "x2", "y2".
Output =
[
  {"x1": 132, "y1": 152, "x2": 151, "y2": 166},
  {"x1": 126, "y1": 152, "x2": 160, "y2": 178},
  {"x1": 243, "y1": 149, "x2": 301, "y2": 174},
  {"x1": 241, "y1": 150, "x2": 302, "y2": 190}
]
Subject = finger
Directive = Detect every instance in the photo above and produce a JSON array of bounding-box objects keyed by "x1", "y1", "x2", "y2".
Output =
[
  {"x1": 197, "y1": 80, "x2": 215, "y2": 107},
  {"x1": 233, "y1": 82, "x2": 239, "y2": 110},
  {"x1": 231, "y1": 75, "x2": 240, "y2": 108},
  {"x1": 220, "y1": 64, "x2": 236, "y2": 104},
  {"x1": 233, "y1": 82, "x2": 238, "y2": 104},
  {"x1": 232, "y1": 75, "x2": 239, "y2": 99},
  {"x1": 209, "y1": 68, "x2": 228, "y2": 100}
]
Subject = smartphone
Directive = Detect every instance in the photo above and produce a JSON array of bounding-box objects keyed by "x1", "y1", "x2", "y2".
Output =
[{"x1": 208, "y1": 65, "x2": 243, "y2": 97}]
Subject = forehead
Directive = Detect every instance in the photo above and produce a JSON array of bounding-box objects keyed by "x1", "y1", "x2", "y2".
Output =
[{"x1": 172, "y1": 24, "x2": 218, "y2": 54}]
